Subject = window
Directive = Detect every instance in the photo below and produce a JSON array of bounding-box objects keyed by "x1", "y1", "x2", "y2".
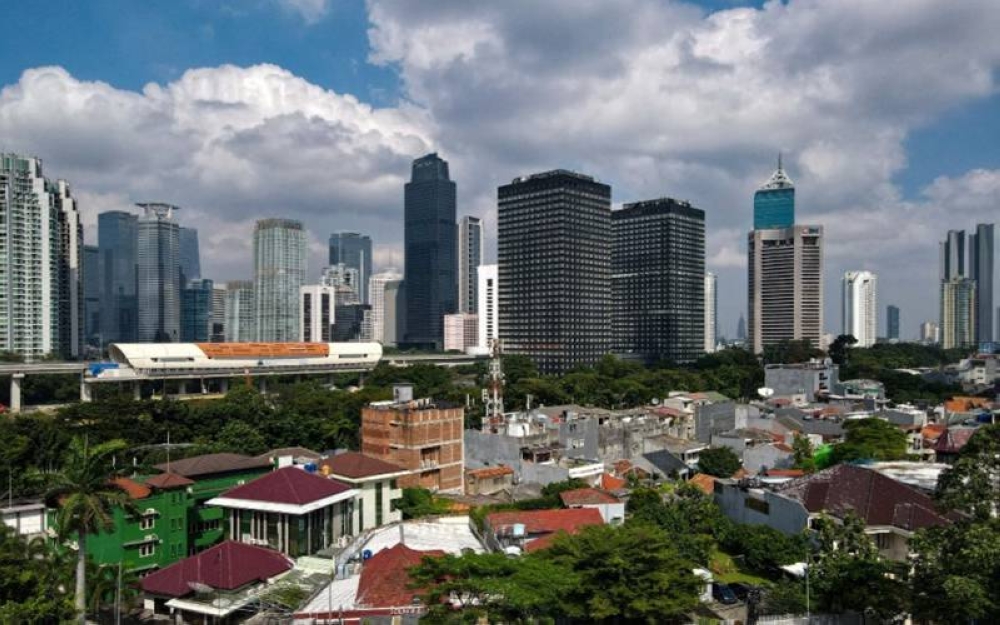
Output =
[
  {"x1": 874, "y1": 533, "x2": 891, "y2": 550},
  {"x1": 744, "y1": 497, "x2": 770, "y2": 515},
  {"x1": 139, "y1": 515, "x2": 155, "y2": 531},
  {"x1": 139, "y1": 544, "x2": 155, "y2": 558},
  {"x1": 376, "y1": 482, "x2": 384, "y2": 526}
]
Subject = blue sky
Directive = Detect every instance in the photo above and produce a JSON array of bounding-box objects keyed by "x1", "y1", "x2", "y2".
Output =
[{"x1": 1, "y1": 0, "x2": 999, "y2": 338}]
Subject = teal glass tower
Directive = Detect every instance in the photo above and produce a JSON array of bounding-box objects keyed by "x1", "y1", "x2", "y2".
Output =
[{"x1": 753, "y1": 155, "x2": 795, "y2": 229}]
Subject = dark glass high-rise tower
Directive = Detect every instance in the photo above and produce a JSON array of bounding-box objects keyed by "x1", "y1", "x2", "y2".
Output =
[
  {"x1": 136, "y1": 203, "x2": 181, "y2": 342},
  {"x1": 970, "y1": 223, "x2": 994, "y2": 343},
  {"x1": 887, "y1": 305, "x2": 900, "y2": 340},
  {"x1": 179, "y1": 227, "x2": 201, "y2": 283},
  {"x1": 98, "y1": 210, "x2": 138, "y2": 343},
  {"x1": 404, "y1": 153, "x2": 457, "y2": 349},
  {"x1": 498, "y1": 170, "x2": 611, "y2": 374},
  {"x1": 613, "y1": 198, "x2": 705, "y2": 365},
  {"x1": 753, "y1": 155, "x2": 795, "y2": 230},
  {"x1": 329, "y1": 232, "x2": 373, "y2": 304}
]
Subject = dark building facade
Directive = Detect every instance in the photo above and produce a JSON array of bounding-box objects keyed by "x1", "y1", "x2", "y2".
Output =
[
  {"x1": 83, "y1": 245, "x2": 101, "y2": 349},
  {"x1": 328, "y1": 232, "x2": 373, "y2": 304},
  {"x1": 179, "y1": 227, "x2": 201, "y2": 284},
  {"x1": 498, "y1": 170, "x2": 611, "y2": 374},
  {"x1": 181, "y1": 279, "x2": 214, "y2": 342},
  {"x1": 403, "y1": 153, "x2": 457, "y2": 349},
  {"x1": 970, "y1": 223, "x2": 994, "y2": 343},
  {"x1": 887, "y1": 305, "x2": 900, "y2": 341},
  {"x1": 98, "y1": 210, "x2": 138, "y2": 344},
  {"x1": 613, "y1": 198, "x2": 705, "y2": 365}
]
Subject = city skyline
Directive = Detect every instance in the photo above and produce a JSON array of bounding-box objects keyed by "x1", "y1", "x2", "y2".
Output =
[{"x1": 0, "y1": 2, "x2": 998, "y2": 340}]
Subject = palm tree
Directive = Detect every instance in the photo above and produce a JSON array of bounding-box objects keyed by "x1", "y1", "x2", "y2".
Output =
[{"x1": 45, "y1": 437, "x2": 134, "y2": 624}]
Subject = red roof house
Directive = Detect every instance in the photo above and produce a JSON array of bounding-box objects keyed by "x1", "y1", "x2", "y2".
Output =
[
  {"x1": 485, "y1": 508, "x2": 604, "y2": 552},
  {"x1": 140, "y1": 541, "x2": 293, "y2": 598},
  {"x1": 355, "y1": 544, "x2": 445, "y2": 608},
  {"x1": 559, "y1": 488, "x2": 619, "y2": 507},
  {"x1": 319, "y1": 452, "x2": 407, "y2": 481},
  {"x1": 317, "y1": 452, "x2": 408, "y2": 531}
]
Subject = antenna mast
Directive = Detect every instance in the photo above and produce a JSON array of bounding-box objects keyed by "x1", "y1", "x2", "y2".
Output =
[{"x1": 481, "y1": 339, "x2": 505, "y2": 432}]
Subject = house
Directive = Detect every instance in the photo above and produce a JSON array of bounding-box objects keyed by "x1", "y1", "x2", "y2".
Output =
[
  {"x1": 208, "y1": 466, "x2": 359, "y2": 557},
  {"x1": 465, "y1": 465, "x2": 515, "y2": 496},
  {"x1": 558, "y1": 488, "x2": 625, "y2": 524},
  {"x1": 764, "y1": 360, "x2": 839, "y2": 401},
  {"x1": 715, "y1": 464, "x2": 954, "y2": 561},
  {"x1": 642, "y1": 436, "x2": 707, "y2": 479},
  {"x1": 933, "y1": 426, "x2": 978, "y2": 464},
  {"x1": 256, "y1": 447, "x2": 323, "y2": 468},
  {"x1": 140, "y1": 540, "x2": 293, "y2": 622},
  {"x1": 1, "y1": 500, "x2": 47, "y2": 537},
  {"x1": 318, "y1": 452, "x2": 408, "y2": 531},
  {"x1": 688, "y1": 473, "x2": 717, "y2": 495},
  {"x1": 483, "y1": 508, "x2": 604, "y2": 553}
]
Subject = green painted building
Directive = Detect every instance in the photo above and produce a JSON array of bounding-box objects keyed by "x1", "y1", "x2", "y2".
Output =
[{"x1": 51, "y1": 453, "x2": 272, "y2": 574}]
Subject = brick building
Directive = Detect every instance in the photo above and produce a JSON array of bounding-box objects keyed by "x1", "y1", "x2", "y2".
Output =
[{"x1": 361, "y1": 384, "x2": 465, "y2": 492}]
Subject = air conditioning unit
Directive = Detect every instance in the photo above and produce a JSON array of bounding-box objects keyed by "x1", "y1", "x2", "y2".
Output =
[{"x1": 143, "y1": 508, "x2": 157, "y2": 516}]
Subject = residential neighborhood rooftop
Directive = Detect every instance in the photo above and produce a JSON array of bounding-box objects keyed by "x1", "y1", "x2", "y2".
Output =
[
  {"x1": 215, "y1": 466, "x2": 353, "y2": 506},
  {"x1": 140, "y1": 541, "x2": 293, "y2": 598},
  {"x1": 559, "y1": 487, "x2": 619, "y2": 507},
  {"x1": 154, "y1": 453, "x2": 272, "y2": 478},
  {"x1": 318, "y1": 451, "x2": 407, "y2": 479}
]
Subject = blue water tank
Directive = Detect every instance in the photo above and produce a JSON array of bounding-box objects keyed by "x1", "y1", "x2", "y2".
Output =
[
  {"x1": 304, "y1": 462, "x2": 318, "y2": 473},
  {"x1": 362, "y1": 549, "x2": 373, "y2": 560}
]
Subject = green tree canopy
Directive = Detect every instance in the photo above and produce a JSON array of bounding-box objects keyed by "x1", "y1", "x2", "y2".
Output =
[
  {"x1": 830, "y1": 417, "x2": 908, "y2": 464},
  {"x1": 697, "y1": 446, "x2": 742, "y2": 478}
]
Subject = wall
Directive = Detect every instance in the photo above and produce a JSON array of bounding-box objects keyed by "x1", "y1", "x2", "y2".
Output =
[{"x1": 713, "y1": 481, "x2": 809, "y2": 536}]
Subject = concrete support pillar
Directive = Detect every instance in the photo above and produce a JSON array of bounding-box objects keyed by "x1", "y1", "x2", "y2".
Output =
[
  {"x1": 178, "y1": 380, "x2": 188, "y2": 395},
  {"x1": 199, "y1": 378, "x2": 206, "y2": 394},
  {"x1": 11, "y1": 373, "x2": 24, "y2": 413},
  {"x1": 219, "y1": 379, "x2": 229, "y2": 394},
  {"x1": 133, "y1": 382, "x2": 141, "y2": 401},
  {"x1": 258, "y1": 378, "x2": 267, "y2": 394},
  {"x1": 79, "y1": 375, "x2": 93, "y2": 403}
]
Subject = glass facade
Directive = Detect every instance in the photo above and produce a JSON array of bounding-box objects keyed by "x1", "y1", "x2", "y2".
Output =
[
  {"x1": 224, "y1": 280, "x2": 255, "y2": 342},
  {"x1": 887, "y1": 305, "x2": 900, "y2": 340},
  {"x1": 328, "y1": 232, "x2": 372, "y2": 304},
  {"x1": 98, "y1": 210, "x2": 139, "y2": 344},
  {"x1": 179, "y1": 227, "x2": 201, "y2": 283},
  {"x1": 253, "y1": 219, "x2": 307, "y2": 342},
  {"x1": 83, "y1": 245, "x2": 101, "y2": 347},
  {"x1": 404, "y1": 153, "x2": 457, "y2": 349},
  {"x1": 458, "y1": 216, "x2": 482, "y2": 314},
  {"x1": 181, "y1": 278, "x2": 214, "y2": 342},
  {"x1": 753, "y1": 187, "x2": 795, "y2": 230},
  {"x1": 136, "y1": 204, "x2": 181, "y2": 342}
]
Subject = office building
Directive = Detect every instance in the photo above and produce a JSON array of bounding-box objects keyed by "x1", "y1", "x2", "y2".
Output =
[
  {"x1": 253, "y1": 219, "x2": 306, "y2": 342},
  {"x1": 137, "y1": 203, "x2": 181, "y2": 342},
  {"x1": 705, "y1": 272, "x2": 717, "y2": 353},
  {"x1": 210, "y1": 286, "x2": 226, "y2": 342},
  {"x1": 404, "y1": 153, "x2": 457, "y2": 349},
  {"x1": 0, "y1": 155, "x2": 60, "y2": 360},
  {"x1": 179, "y1": 227, "x2": 200, "y2": 283},
  {"x1": 181, "y1": 278, "x2": 214, "y2": 342},
  {"x1": 322, "y1": 263, "x2": 362, "y2": 300},
  {"x1": 887, "y1": 305, "x2": 900, "y2": 341},
  {"x1": 328, "y1": 233, "x2": 372, "y2": 304},
  {"x1": 361, "y1": 385, "x2": 464, "y2": 492},
  {"x1": 384, "y1": 280, "x2": 405, "y2": 347},
  {"x1": 332, "y1": 303, "x2": 371, "y2": 341},
  {"x1": 499, "y1": 170, "x2": 612, "y2": 374},
  {"x1": 612, "y1": 198, "x2": 705, "y2": 364},
  {"x1": 477, "y1": 264, "x2": 498, "y2": 350},
  {"x1": 458, "y1": 216, "x2": 483, "y2": 314},
  {"x1": 369, "y1": 271, "x2": 403, "y2": 344},
  {"x1": 941, "y1": 230, "x2": 965, "y2": 281},
  {"x1": 920, "y1": 321, "x2": 940, "y2": 344},
  {"x1": 842, "y1": 271, "x2": 878, "y2": 347},
  {"x1": 98, "y1": 210, "x2": 139, "y2": 344},
  {"x1": 737, "y1": 315, "x2": 747, "y2": 342},
  {"x1": 51, "y1": 180, "x2": 84, "y2": 358},
  {"x1": 83, "y1": 245, "x2": 101, "y2": 348},
  {"x1": 300, "y1": 284, "x2": 336, "y2": 342},
  {"x1": 224, "y1": 280, "x2": 255, "y2": 342},
  {"x1": 970, "y1": 224, "x2": 994, "y2": 342},
  {"x1": 753, "y1": 155, "x2": 795, "y2": 230},
  {"x1": 444, "y1": 313, "x2": 478, "y2": 352},
  {"x1": 747, "y1": 161, "x2": 823, "y2": 354},
  {"x1": 941, "y1": 278, "x2": 976, "y2": 349}
]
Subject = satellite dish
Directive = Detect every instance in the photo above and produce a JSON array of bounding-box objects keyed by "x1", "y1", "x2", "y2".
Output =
[
  {"x1": 757, "y1": 387, "x2": 775, "y2": 399},
  {"x1": 651, "y1": 398, "x2": 660, "y2": 405}
]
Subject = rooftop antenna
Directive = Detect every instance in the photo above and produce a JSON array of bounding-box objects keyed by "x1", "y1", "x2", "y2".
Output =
[
  {"x1": 778, "y1": 152, "x2": 783, "y2": 171},
  {"x1": 482, "y1": 339, "x2": 505, "y2": 433}
]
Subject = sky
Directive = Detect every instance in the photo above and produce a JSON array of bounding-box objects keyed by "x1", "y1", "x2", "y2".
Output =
[{"x1": 1, "y1": 0, "x2": 999, "y2": 340}]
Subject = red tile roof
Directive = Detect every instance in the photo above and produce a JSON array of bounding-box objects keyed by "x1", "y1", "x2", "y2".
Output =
[
  {"x1": 220, "y1": 466, "x2": 353, "y2": 506},
  {"x1": 144, "y1": 472, "x2": 195, "y2": 490},
  {"x1": 140, "y1": 541, "x2": 292, "y2": 598},
  {"x1": 559, "y1": 488, "x2": 619, "y2": 507},
  {"x1": 111, "y1": 477, "x2": 151, "y2": 500},
  {"x1": 487, "y1": 508, "x2": 604, "y2": 537},
  {"x1": 777, "y1": 464, "x2": 953, "y2": 531},
  {"x1": 355, "y1": 544, "x2": 444, "y2": 608},
  {"x1": 154, "y1": 453, "x2": 271, "y2": 478},
  {"x1": 466, "y1": 465, "x2": 515, "y2": 480},
  {"x1": 921, "y1": 424, "x2": 947, "y2": 442},
  {"x1": 933, "y1": 427, "x2": 978, "y2": 454},
  {"x1": 318, "y1": 452, "x2": 405, "y2": 479},
  {"x1": 688, "y1": 473, "x2": 716, "y2": 494},
  {"x1": 601, "y1": 472, "x2": 627, "y2": 491},
  {"x1": 765, "y1": 469, "x2": 806, "y2": 478}
]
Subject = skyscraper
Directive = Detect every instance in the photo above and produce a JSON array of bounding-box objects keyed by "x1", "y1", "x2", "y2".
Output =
[
  {"x1": 737, "y1": 315, "x2": 747, "y2": 342},
  {"x1": 920, "y1": 321, "x2": 940, "y2": 344},
  {"x1": 499, "y1": 170, "x2": 611, "y2": 374},
  {"x1": 328, "y1": 232, "x2": 372, "y2": 304},
  {"x1": 254, "y1": 219, "x2": 307, "y2": 342},
  {"x1": 211, "y1": 286, "x2": 226, "y2": 342},
  {"x1": 458, "y1": 216, "x2": 483, "y2": 314},
  {"x1": 224, "y1": 280, "x2": 255, "y2": 342},
  {"x1": 181, "y1": 278, "x2": 214, "y2": 342},
  {"x1": 98, "y1": 210, "x2": 138, "y2": 344},
  {"x1": 477, "y1": 264, "x2": 498, "y2": 350},
  {"x1": 970, "y1": 223, "x2": 994, "y2": 342},
  {"x1": 842, "y1": 271, "x2": 877, "y2": 347},
  {"x1": 612, "y1": 198, "x2": 705, "y2": 364},
  {"x1": 941, "y1": 278, "x2": 976, "y2": 349},
  {"x1": 179, "y1": 227, "x2": 201, "y2": 283},
  {"x1": 0, "y1": 154, "x2": 60, "y2": 360},
  {"x1": 383, "y1": 280, "x2": 405, "y2": 347},
  {"x1": 747, "y1": 161, "x2": 823, "y2": 354},
  {"x1": 83, "y1": 245, "x2": 101, "y2": 348},
  {"x1": 321, "y1": 263, "x2": 362, "y2": 298},
  {"x1": 404, "y1": 153, "x2": 457, "y2": 349},
  {"x1": 887, "y1": 305, "x2": 900, "y2": 341},
  {"x1": 51, "y1": 179, "x2": 84, "y2": 358},
  {"x1": 705, "y1": 272, "x2": 717, "y2": 353},
  {"x1": 941, "y1": 230, "x2": 966, "y2": 281},
  {"x1": 137, "y1": 203, "x2": 181, "y2": 342},
  {"x1": 369, "y1": 271, "x2": 403, "y2": 344},
  {"x1": 300, "y1": 284, "x2": 335, "y2": 342}
]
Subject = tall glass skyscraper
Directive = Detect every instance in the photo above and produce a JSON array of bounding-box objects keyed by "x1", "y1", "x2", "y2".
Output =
[
  {"x1": 887, "y1": 305, "x2": 900, "y2": 341},
  {"x1": 83, "y1": 245, "x2": 101, "y2": 347},
  {"x1": 181, "y1": 278, "x2": 213, "y2": 342},
  {"x1": 612, "y1": 198, "x2": 705, "y2": 365},
  {"x1": 179, "y1": 227, "x2": 201, "y2": 283},
  {"x1": 970, "y1": 223, "x2": 994, "y2": 343},
  {"x1": 458, "y1": 215, "x2": 483, "y2": 314},
  {"x1": 499, "y1": 170, "x2": 611, "y2": 374},
  {"x1": 137, "y1": 203, "x2": 181, "y2": 342},
  {"x1": 404, "y1": 153, "x2": 457, "y2": 349},
  {"x1": 328, "y1": 232, "x2": 372, "y2": 304},
  {"x1": 753, "y1": 155, "x2": 795, "y2": 230},
  {"x1": 254, "y1": 219, "x2": 307, "y2": 342},
  {"x1": 98, "y1": 210, "x2": 139, "y2": 344},
  {"x1": 842, "y1": 270, "x2": 878, "y2": 347},
  {"x1": 224, "y1": 280, "x2": 255, "y2": 342}
]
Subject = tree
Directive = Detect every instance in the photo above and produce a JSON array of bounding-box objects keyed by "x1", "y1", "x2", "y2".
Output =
[
  {"x1": 543, "y1": 522, "x2": 701, "y2": 622},
  {"x1": 827, "y1": 334, "x2": 857, "y2": 366},
  {"x1": 791, "y1": 433, "x2": 815, "y2": 473},
  {"x1": 830, "y1": 417, "x2": 908, "y2": 464},
  {"x1": 627, "y1": 484, "x2": 726, "y2": 566},
  {"x1": 394, "y1": 487, "x2": 451, "y2": 520},
  {"x1": 0, "y1": 525, "x2": 74, "y2": 621},
  {"x1": 719, "y1": 524, "x2": 808, "y2": 573},
  {"x1": 697, "y1": 446, "x2": 742, "y2": 478},
  {"x1": 45, "y1": 438, "x2": 135, "y2": 623},
  {"x1": 935, "y1": 423, "x2": 999, "y2": 521}
]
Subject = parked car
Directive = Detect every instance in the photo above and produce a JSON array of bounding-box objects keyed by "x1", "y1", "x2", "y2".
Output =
[
  {"x1": 729, "y1": 582, "x2": 753, "y2": 602},
  {"x1": 712, "y1": 582, "x2": 739, "y2": 605}
]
